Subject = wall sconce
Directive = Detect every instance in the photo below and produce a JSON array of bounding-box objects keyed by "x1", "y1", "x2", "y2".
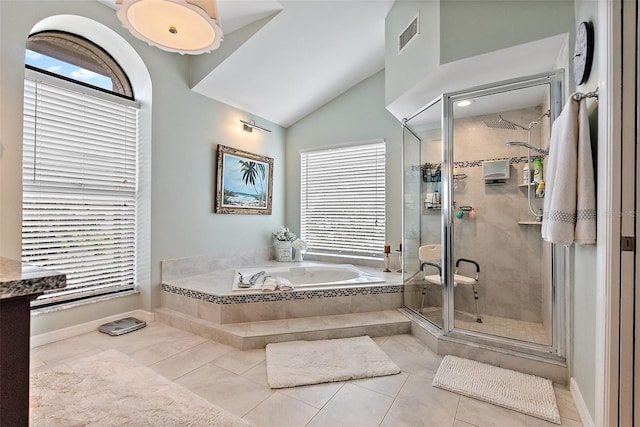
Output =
[
  {"x1": 240, "y1": 119, "x2": 272, "y2": 133},
  {"x1": 116, "y1": 0, "x2": 224, "y2": 55}
]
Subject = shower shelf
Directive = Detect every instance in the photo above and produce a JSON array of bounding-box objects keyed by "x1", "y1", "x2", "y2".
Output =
[
  {"x1": 517, "y1": 221, "x2": 542, "y2": 225},
  {"x1": 518, "y1": 183, "x2": 544, "y2": 198}
]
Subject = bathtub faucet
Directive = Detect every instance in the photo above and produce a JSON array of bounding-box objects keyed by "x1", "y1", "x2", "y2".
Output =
[{"x1": 249, "y1": 271, "x2": 265, "y2": 285}]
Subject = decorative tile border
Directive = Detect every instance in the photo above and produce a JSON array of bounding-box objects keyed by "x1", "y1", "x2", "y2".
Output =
[
  {"x1": 162, "y1": 283, "x2": 404, "y2": 305},
  {"x1": 414, "y1": 156, "x2": 540, "y2": 172},
  {"x1": 455, "y1": 155, "x2": 538, "y2": 168}
]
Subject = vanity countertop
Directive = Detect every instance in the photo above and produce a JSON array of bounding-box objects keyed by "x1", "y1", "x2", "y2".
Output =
[{"x1": 0, "y1": 257, "x2": 66, "y2": 300}]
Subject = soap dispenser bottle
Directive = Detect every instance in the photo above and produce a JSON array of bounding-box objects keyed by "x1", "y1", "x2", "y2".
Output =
[
  {"x1": 533, "y1": 158, "x2": 543, "y2": 184},
  {"x1": 522, "y1": 163, "x2": 530, "y2": 185}
]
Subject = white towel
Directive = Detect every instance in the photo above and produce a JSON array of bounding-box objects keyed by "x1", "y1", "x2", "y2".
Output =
[
  {"x1": 262, "y1": 276, "x2": 277, "y2": 292},
  {"x1": 275, "y1": 277, "x2": 294, "y2": 291},
  {"x1": 542, "y1": 96, "x2": 596, "y2": 245}
]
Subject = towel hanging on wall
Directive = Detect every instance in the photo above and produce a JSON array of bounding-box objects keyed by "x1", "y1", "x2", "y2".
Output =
[{"x1": 541, "y1": 95, "x2": 596, "y2": 245}]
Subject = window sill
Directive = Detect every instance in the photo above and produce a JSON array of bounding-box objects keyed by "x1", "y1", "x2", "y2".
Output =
[
  {"x1": 31, "y1": 289, "x2": 139, "y2": 316},
  {"x1": 304, "y1": 252, "x2": 384, "y2": 269}
]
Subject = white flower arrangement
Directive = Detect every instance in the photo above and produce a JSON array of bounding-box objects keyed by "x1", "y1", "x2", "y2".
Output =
[
  {"x1": 272, "y1": 226, "x2": 296, "y2": 242},
  {"x1": 292, "y1": 239, "x2": 307, "y2": 251}
]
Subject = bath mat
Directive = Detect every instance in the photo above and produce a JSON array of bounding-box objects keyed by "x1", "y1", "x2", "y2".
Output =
[
  {"x1": 30, "y1": 349, "x2": 251, "y2": 427},
  {"x1": 432, "y1": 355, "x2": 561, "y2": 424},
  {"x1": 265, "y1": 335, "x2": 401, "y2": 389}
]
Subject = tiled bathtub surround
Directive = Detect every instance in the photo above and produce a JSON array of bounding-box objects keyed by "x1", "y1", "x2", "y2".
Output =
[
  {"x1": 161, "y1": 246, "x2": 273, "y2": 282},
  {"x1": 161, "y1": 259, "x2": 403, "y2": 324}
]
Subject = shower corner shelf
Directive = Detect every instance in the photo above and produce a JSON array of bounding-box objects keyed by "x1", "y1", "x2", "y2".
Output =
[
  {"x1": 518, "y1": 183, "x2": 537, "y2": 188},
  {"x1": 517, "y1": 221, "x2": 542, "y2": 225}
]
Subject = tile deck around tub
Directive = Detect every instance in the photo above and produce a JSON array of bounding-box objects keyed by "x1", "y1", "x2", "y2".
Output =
[{"x1": 162, "y1": 261, "x2": 404, "y2": 306}]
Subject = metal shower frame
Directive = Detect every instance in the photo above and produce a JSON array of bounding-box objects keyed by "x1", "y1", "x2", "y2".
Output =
[{"x1": 402, "y1": 70, "x2": 568, "y2": 361}]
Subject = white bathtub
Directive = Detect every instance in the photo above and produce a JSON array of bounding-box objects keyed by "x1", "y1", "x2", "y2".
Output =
[{"x1": 232, "y1": 264, "x2": 385, "y2": 291}]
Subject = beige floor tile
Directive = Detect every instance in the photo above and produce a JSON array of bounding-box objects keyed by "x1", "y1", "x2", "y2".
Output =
[
  {"x1": 350, "y1": 371, "x2": 409, "y2": 397},
  {"x1": 244, "y1": 392, "x2": 319, "y2": 427},
  {"x1": 73, "y1": 322, "x2": 183, "y2": 355},
  {"x1": 371, "y1": 335, "x2": 390, "y2": 346},
  {"x1": 278, "y1": 381, "x2": 345, "y2": 409},
  {"x1": 307, "y1": 383, "x2": 394, "y2": 427},
  {"x1": 455, "y1": 396, "x2": 526, "y2": 427},
  {"x1": 30, "y1": 327, "x2": 587, "y2": 427},
  {"x1": 525, "y1": 415, "x2": 582, "y2": 426},
  {"x1": 30, "y1": 335, "x2": 102, "y2": 365},
  {"x1": 214, "y1": 348, "x2": 266, "y2": 375},
  {"x1": 381, "y1": 376, "x2": 459, "y2": 427},
  {"x1": 378, "y1": 333, "x2": 427, "y2": 355},
  {"x1": 383, "y1": 346, "x2": 442, "y2": 379},
  {"x1": 176, "y1": 362, "x2": 273, "y2": 416},
  {"x1": 150, "y1": 340, "x2": 235, "y2": 380},
  {"x1": 242, "y1": 361, "x2": 270, "y2": 387},
  {"x1": 128, "y1": 333, "x2": 208, "y2": 366}
]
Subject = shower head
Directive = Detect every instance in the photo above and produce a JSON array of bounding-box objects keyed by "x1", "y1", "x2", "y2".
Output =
[
  {"x1": 505, "y1": 141, "x2": 549, "y2": 155},
  {"x1": 483, "y1": 115, "x2": 527, "y2": 131}
]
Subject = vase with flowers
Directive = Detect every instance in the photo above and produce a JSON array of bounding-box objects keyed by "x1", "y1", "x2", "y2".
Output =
[
  {"x1": 291, "y1": 239, "x2": 308, "y2": 262},
  {"x1": 272, "y1": 226, "x2": 296, "y2": 262}
]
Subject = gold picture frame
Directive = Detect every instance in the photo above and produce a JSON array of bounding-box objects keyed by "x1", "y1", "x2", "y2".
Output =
[{"x1": 215, "y1": 144, "x2": 273, "y2": 215}]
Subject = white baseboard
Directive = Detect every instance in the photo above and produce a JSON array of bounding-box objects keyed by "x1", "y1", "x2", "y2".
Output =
[
  {"x1": 570, "y1": 377, "x2": 595, "y2": 427},
  {"x1": 31, "y1": 309, "x2": 155, "y2": 348}
]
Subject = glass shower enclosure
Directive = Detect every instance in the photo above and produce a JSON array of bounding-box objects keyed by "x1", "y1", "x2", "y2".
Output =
[{"x1": 402, "y1": 71, "x2": 566, "y2": 359}]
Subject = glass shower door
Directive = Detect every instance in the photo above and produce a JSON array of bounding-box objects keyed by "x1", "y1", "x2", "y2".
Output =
[
  {"x1": 449, "y1": 82, "x2": 557, "y2": 346},
  {"x1": 402, "y1": 71, "x2": 566, "y2": 359},
  {"x1": 402, "y1": 98, "x2": 445, "y2": 328}
]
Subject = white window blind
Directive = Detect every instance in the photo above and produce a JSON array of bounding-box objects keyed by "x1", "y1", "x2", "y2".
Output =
[
  {"x1": 22, "y1": 76, "x2": 138, "y2": 307},
  {"x1": 300, "y1": 141, "x2": 386, "y2": 258}
]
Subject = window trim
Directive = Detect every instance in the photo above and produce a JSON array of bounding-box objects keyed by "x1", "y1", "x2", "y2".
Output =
[
  {"x1": 24, "y1": 68, "x2": 139, "y2": 108},
  {"x1": 26, "y1": 30, "x2": 134, "y2": 100}
]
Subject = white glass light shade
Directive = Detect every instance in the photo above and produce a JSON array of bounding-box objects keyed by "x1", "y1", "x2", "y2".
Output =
[{"x1": 116, "y1": 0, "x2": 223, "y2": 55}]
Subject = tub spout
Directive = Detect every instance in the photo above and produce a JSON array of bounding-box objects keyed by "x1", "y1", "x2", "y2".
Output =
[{"x1": 249, "y1": 271, "x2": 265, "y2": 285}]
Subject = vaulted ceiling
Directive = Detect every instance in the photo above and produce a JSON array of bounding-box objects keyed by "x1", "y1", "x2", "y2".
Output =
[{"x1": 101, "y1": 0, "x2": 395, "y2": 128}]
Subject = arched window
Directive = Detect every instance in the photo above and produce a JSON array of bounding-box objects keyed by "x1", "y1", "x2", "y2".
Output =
[
  {"x1": 25, "y1": 30, "x2": 133, "y2": 99},
  {"x1": 22, "y1": 31, "x2": 140, "y2": 307}
]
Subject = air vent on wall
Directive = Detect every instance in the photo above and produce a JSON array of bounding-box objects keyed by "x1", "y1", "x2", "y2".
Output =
[{"x1": 399, "y1": 13, "x2": 419, "y2": 53}]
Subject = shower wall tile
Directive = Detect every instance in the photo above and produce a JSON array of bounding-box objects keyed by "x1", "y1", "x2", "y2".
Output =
[{"x1": 433, "y1": 108, "x2": 550, "y2": 325}]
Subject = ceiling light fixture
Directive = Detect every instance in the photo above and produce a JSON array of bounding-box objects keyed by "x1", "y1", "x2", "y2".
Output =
[
  {"x1": 455, "y1": 99, "x2": 474, "y2": 107},
  {"x1": 241, "y1": 119, "x2": 272, "y2": 133},
  {"x1": 116, "y1": 0, "x2": 223, "y2": 55}
]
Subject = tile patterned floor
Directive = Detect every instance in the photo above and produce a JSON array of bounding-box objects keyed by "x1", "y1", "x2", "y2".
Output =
[
  {"x1": 31, "y1": 321, "x2": 583, "y2": 427},
  {"x1": 421, "y1": 307, "x2": 551, "y2": 345}
]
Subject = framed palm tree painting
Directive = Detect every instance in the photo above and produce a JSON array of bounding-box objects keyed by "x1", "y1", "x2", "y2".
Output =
[{"x1": 215, "y1": 144, "x2": 273, "y2": 214}]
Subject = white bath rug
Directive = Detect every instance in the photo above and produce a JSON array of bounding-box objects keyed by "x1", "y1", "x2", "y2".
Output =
[
  {"x1": 30, "y1": 349, "x2": 251, "y2": 427},
  {"x1": 265, "y1": 335, "x2": 401, "y2": 389},
  {"x1": 432, "y1": 355, "x2": 561, "y2": 424}
]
